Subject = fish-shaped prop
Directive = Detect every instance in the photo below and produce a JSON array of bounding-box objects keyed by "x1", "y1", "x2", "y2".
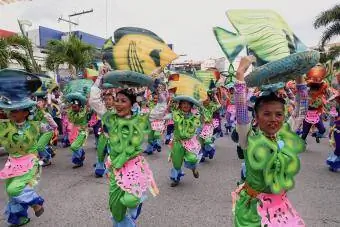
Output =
[
  {"x1": 84, "y1": 68, "x2": 99, "y2": 82},
  {"x1": 102, "y1": 27, "x2": 178, "y2": 88},
  {"x1": 195, "y1": 70, "x2": 221, "y2": 91},
  {"x1": 63, "y1": 79, "x2": 93, "y2": 106},
  {"x1": 34, "y1": 74, "x2": 56, "y2": 97},
  {"x1": 214, "y1": 10, "x2": 320, "y2": 87},
  {"x1": 0, "y1": 69, "x2": 41, "y2": 110},
  {"x1": 168, "y1": 73, "x2": 207, "y2": 106}
]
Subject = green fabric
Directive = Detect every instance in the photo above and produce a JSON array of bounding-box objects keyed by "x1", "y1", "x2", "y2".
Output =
[
  {"x1": 109, "y1": 174, "x2": 141, "y2": 222},
  {"x1": 5, "y1": 162, "x2": 39, "y2": 197},
  {"x1": 70, "y1": 130, "x2": 87, "y2": 152},
  {"x1": 147, "y1": 130, "x2": 161, "y2": 143},
  {"x1": 234, "y1": 190, "x2": 261, "y2": 227},
  {"x1": 0, "y1": 121, "x2": 42, "y2": 157},
  {"x1": 67, "y1": 108, "x2": 89, "y2": 127},
  {"x1": 173, "y1": 109, "x2": 201, "y2": 141},
  {"x1": 102, "y1": 112, "x2": 149, "y2": 169},
  {"x1": 171, "y1": 141, "x2": 198, "y2": 170},
  {"x1": 33, "y1": 109, "x2": 45, "y2": 122},
  {"x1": 245, "y1": 123, "x2": 305, "y2": 193},
  {"x1": 201, "y1": 102, "x2": 220, "y2": 123},
  {"x1": 97, "y1": 133, "x2": 107, "y2": 163},
  {"x1": 36, "y1": 131, "x2": 53, "y2": 152}
]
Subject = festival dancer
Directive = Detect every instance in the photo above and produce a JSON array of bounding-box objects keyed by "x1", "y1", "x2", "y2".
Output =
[
  {"x1": 301, "y1": 65, "x2": 329, "y2": 143},
  {"x1": 89, "y1": 75, "x2": 159, "y2": 226},
  {"x1": 326, "y1": 93, "x2": 340, "y2": 172},
  {"x1": 33, "y1": 91, "x2": 58, "y2": 166},
  {"x1": 94, "y1": 87, "x2": 116, "y2": 177},
  {"x1": 0, "y1": 69, "x2": 53, "y2": 227},
  {"x1": 232, "y1": 56, "x2": 308, "y2": 226},
  {"x1": 199, "y1": 92, "x2": 221, "y2": 162},
  {"x1": 225, "y1": 84, "x2": 236, "y2": 135},
  {"x1": 145, "y1": 83, "x2": 168, "y2": 155},
  {"x1": 63, "y1": 79, "x2": 93, "y2": 168},
  {"x1": 168, "y1": 100, "x2": 201, "y2": 187}
]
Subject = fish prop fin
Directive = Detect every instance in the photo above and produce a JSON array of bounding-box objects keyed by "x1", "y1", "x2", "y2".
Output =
[
  {"x1": 103, "y1": 37, "x2": 114, "y2": 50},
  {"x1": 213, "y1": 27, "x2": 244, "y2": 63},
  {"x1": 293, "y1": 34, "x2": 308, "y2": 52}
]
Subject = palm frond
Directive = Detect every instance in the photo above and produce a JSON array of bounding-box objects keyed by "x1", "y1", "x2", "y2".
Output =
[
  {"x1": 320, "y1": 22, "x2": 340, "y2": 47},
  {"x1": 314, "y1": 4, "x2": 340, "y2": 28},
  {"x1": 10, "y1": 50, "x2": 33, "y2": 72}
]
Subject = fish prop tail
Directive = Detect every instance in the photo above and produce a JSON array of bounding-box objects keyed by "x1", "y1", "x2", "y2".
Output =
[{"x1": 213, "y1": 27, "x2": 245, "y2": 63}]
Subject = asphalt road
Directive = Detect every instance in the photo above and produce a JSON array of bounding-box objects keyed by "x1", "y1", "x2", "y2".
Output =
[{"x1": 0, "y1": 133, "x2": 340, "y2": 227}]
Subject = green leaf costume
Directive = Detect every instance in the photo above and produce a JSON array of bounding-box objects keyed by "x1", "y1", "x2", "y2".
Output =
[
  {"x1": 101, "y1": 111, "x2": 150, "y2": 222},
  {"x1": 0, "y1": 120, "x2": 53, "y2": 197},
  {"x1": 234, "y1": 123, "x2": 305, "y2": 226}
]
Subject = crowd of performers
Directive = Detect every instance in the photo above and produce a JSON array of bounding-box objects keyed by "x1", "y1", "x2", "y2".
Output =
[{"x1": 0, "y1": 61, "x2": 339, "y2": 227}]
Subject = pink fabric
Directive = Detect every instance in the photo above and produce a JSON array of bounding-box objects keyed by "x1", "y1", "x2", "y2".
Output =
[
  {"x1": 68, "y1": 124, "x2": 80, "y2": 143},
  {"x1": 62, "y1": 114, "x2": 80, "y2": 143},
  {"x1": 213, "y1": 118, "x2": 220, "y2": 128},
  {"x1": 181, "y1": 136, "x2": 201, "y2": 154},
  {"x1": 141, "y1": 108, "x2": 150, "y2": 114},
  {"x1": 305, "y1": 110, "x2": 320, "y2": 124},
  {"x1": 191, "y1": 108, "x2": 199, "y2": 114},
  {"x1": 330, "y1": 107, "x2": 338, "y2": 117},
  {"x1": 200, "y1": 123, "x2": 214, "y2": 140},
  {"x1": 88, "y1": 113, "x2": 99, "y2": 127},
  {"x1": 151, "y1": 120, "x2": 166, "y2": 131},
  {"x1": 167, "y1": 119, "x2": 174, "y2": 125},
  {"x1": 114, "y1": 156, "x2": 156, "y2": 198},
  {"x1": 257, "y1": 192, "x2": 305, "y2": 227},
  {"x1": 0, "y1": 154, "x2": 36, "y2": 179},
  {"x1": 227, "y1": 104, "x2": 236, "y2": 114}
]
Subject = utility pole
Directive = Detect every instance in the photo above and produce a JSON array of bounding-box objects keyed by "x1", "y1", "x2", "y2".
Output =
[{"x1": 57, "y1": 9, "x2": 94, "y2": 37}]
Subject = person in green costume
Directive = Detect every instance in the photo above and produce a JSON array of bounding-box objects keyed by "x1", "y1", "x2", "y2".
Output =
[
  {"x1": 89, "y1": 74, "x2": 159, "y2": 227},
  {"x1": 0, "y1": 69, "x2": 53, "y2": 227},
  {"x1": 144, "y1": 93, "x2": 161, "y2": 154},
  {"x1": 199, "y1": 92, "x2": 221, "y2": 162},
  {"x1": 63, "y1": 79, "x2": 93, "y2": 169},
  {"x1": 167, "y1": 100, "x2": 201, "y2": 187},
  {"x1": 33, "y1": 90, "x2": 58, "y2": 167},
  {"x1": 232, "y1": 56, "x2": 308, "y2": 226},
  {"x1": 94, "y1": 88, "x2": 116, "y2": 177}
]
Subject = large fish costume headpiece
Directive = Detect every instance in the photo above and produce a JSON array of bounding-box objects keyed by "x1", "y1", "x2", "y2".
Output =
[
  {"x1": 168, "y1": 73, "x2": 207, "y2": 106},
  {"x1": 63, "y1": 79, "x2": 93, "y2": 106},
  {"x1": 214, "y1": 10, "x2": 320, "y2": 87},
  {"x1": 103, "y1": 27, "x2": 178, "y2": 89}
]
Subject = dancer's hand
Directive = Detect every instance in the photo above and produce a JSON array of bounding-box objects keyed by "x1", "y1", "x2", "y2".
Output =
[{"x1": 236, "y1": 56, "x2": 256, "y2": 81}]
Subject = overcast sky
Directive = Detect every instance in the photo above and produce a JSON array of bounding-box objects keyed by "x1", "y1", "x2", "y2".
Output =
[{"x1": 0, "y1": 0, "x2": 339, "y2": 60}]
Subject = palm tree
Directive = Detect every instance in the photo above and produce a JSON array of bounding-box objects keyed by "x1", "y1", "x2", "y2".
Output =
[
  {"x1": 0, "y1": 35, "x2": 33, "y2": 72},
  {"x1": 314, "y1": 4, "x2": 340, "y2": 47},
  {"x1": 319, "y1": 45, "x2": 340, "y2": 63},
  {"x1": 45, "y1": 35, "x2": 95, "y2": 78}
]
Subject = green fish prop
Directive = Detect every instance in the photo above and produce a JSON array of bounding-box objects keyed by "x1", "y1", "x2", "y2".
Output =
[
  {"x1": 195, "y1": 70, "x2": 221, "y2": 91},
  {"x1": 214, "y1": 10, "x2": 320, "y2": 87},
  {"x1": 63, "y1": 79, "x2": 93, "y2": 106}
]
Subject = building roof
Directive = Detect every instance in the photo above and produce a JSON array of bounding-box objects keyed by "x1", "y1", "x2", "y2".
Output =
[{"x1": 0, "y1": 29, "x2": 16, "y2": 38}]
